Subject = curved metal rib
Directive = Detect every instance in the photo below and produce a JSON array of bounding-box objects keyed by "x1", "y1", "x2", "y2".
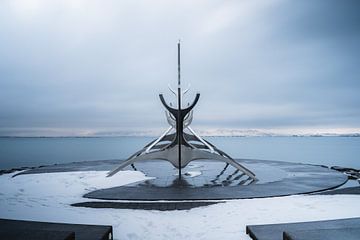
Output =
[
  {"x1": 159, "y1": 93, "x2": 200, "y2": 117},
  {"x1": 182, "y1": 84, "x2": 191, "y2": 95},
  {"x1": 145, "y1": 126, "x2": 173, "y2": 153},
  {"x1": 187, "y1": 126, "x2": 214, "y2": 153},
  {"x1": 168, "y1": 84, "x2": 177, "y2": 96}
]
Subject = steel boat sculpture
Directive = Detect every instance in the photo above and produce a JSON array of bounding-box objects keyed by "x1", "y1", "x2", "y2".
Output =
[{"x1": 108, "y1": 42, "x2": 257, "y2": 182}]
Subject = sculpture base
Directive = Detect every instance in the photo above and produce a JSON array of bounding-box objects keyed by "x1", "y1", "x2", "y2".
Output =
[{"x1": 84, "y1": 159, "x2": 347, "y2": 200}]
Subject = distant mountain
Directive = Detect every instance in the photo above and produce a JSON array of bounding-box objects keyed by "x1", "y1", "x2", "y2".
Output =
[{"x1": 0, "y1": 128, "x2": 359, "y2": 137}]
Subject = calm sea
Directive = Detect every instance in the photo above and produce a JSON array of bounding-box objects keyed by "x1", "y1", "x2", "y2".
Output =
[{"x1": 0, "y1": 137, "x2": 359, "y2": 170}]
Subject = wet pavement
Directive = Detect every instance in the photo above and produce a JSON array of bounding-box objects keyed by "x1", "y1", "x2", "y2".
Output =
[{"x1": 17, "y1": 158, "x2": 348, "y2": 200}]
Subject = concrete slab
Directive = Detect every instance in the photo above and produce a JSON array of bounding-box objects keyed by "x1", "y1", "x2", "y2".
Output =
[
  {"x1": 283, "y1": 228, "x2": 360, "y2": 240},
  {"x1": 246, "y1": 217, "x2": 360, "y2": 240},
  {"x1": 0, "y1": 218, "x2": 112, "y2": 240},
  {"x1": 0, "y1": 229, "x2": 75, "y2": 240}
]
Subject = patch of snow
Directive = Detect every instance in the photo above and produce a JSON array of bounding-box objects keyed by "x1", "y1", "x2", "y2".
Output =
[
  {"x1": 184, "y1": 171, "x2": 202, "y2": 177},
  {"x1": 0, "y1": 171, "x2": 360, "y2": 240},
  {"x1": 174, "y1": 171, "x2": 202, "y2": 177},
  {"x1": 0, "y1": 170, "x2": 153, "y2": 208},
  {"x1": 187, "y1": 163, "x2": 204, "y2": 169}
]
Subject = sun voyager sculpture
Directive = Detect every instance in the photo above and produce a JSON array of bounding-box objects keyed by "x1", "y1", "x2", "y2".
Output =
[{"x1": 108, "y1": 42, "x2": 257, "y2": 182}]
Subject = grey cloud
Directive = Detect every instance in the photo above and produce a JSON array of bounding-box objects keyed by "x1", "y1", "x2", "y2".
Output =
[{"x1": 0, "y1": 0, "x2": 359, "y2": 135}]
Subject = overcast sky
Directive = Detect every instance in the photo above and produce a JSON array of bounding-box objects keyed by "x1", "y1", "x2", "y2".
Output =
[{"x1": 0, "y1": 0, "x2": 359, "y2": 136}]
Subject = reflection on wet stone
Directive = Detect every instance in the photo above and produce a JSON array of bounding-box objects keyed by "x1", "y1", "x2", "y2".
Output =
[{"x1": 128, "y1": 161, "x2": 257, "y2": 188}]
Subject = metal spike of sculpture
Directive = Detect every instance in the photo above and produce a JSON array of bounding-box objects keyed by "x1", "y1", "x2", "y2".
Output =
[{"x1": 108, "y1": 42, "x2": 257, "y2": 181}]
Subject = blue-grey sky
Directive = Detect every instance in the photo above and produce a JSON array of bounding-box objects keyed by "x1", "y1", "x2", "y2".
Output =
[{"x1": 0, "y1": 0, "x2": 359, "y2": 136}]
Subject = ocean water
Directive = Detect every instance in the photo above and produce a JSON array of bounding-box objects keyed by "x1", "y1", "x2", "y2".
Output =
[{"x1": 0, "y1": 136, "x2": 359, "y2": 170}]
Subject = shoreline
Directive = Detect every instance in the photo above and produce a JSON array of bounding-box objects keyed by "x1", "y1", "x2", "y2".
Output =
[{"x1": 1, "y1": 135, "x2": 360, "y2": 138}]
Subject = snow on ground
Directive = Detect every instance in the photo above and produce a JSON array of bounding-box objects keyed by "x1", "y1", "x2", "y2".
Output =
[{"x1": 0, "y1": 170, "x2": 360, "y2": 240}]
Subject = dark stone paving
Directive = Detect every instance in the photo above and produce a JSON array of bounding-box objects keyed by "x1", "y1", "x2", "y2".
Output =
[
  {"x1": 317, "y1": 186, "x2": 360, "y2": 195},
  {"x1": 16, "y1": 158, "x2": 348, "y2": 200},
  {"x1": 0, "y1": 218, "x2": 112, "y2": 240},
  {"x1": 246, "y1": 217, "x2": 360, "y2": 240},
  {"x1": 83, "y1": 159, "x2": 347, "y2": 200},
  {"x1": 331, "y1": 166, "x2": 360, "y2": 181},
  {"x1": 14, "y1": 159, "x2": 121, "y2": 176},
  {"x1": 72, "y1": 201, "x2": 223, "y2": 211},
  {"x1": 283, "y1": 228, "x2": 360, "y2": 240}
]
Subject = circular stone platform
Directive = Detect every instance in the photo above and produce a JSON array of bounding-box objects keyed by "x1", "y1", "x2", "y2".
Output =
[{"x1": 82, "y1": 159, "x2": 347, "y2": 200}]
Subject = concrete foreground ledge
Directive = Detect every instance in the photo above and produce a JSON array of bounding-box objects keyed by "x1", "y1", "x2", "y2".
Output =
[
  {"x1": 0, "y1": 218, "x2": 112, "y2": 240},
  {"x1": 283, "y1": 228, "x2": 360, "y2": 240},
  {"x1": 246, "y1": 217, "x2": 360, "y2": 240}
]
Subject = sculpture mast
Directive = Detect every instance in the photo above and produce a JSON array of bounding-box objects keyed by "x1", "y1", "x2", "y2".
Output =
[{"x1": 177, "y1": 41, "x2": 182, "y2": 179}]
